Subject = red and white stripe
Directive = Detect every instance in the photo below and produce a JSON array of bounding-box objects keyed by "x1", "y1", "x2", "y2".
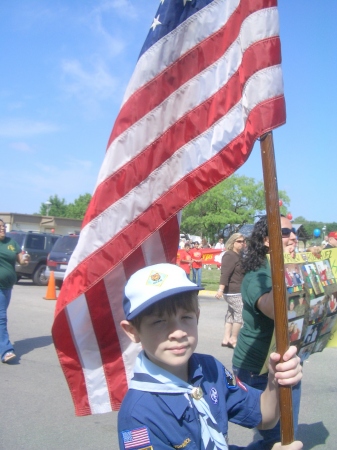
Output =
[{"x1": 52, "y1": 0, "x2": 285, "y2": 416}]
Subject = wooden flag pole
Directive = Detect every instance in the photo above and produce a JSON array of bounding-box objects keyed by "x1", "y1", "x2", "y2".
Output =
[{"x1": 259, "y1": 131, "x2": 294, "y2": 445}]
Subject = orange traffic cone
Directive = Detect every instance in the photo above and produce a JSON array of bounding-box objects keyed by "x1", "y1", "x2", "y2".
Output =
[{"x1": 44, "y1": 271, "x2": 57, "y2": 300}]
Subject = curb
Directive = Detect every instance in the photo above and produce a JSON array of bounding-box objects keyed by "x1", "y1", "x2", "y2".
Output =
[{"x1": 200, "y1": 289, "x2": 217, "y2": 298}]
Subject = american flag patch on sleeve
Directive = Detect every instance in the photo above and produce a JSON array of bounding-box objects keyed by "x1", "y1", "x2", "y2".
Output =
[{"x1": 121, "y1": 426, "x2": 151, "y2": 449}]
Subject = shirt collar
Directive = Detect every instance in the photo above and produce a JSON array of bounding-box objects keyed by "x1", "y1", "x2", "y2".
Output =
[{"x1": 157, "y1": 355, "x2": 204, "y2": 420}]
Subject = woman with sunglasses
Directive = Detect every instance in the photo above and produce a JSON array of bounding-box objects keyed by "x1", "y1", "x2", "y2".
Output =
[
  {"x1": 232, "y1": 215, "x2": 300, "y2": 449},
  {"x1": 215, "y1": 232, "x2": 245, "y2": 348}
]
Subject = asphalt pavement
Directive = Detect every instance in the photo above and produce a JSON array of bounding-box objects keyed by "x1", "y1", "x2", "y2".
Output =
[{"x1": 1, "y1": 281, "x2": 335, "y2": 449}]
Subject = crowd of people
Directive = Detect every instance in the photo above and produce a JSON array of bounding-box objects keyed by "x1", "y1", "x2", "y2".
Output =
[
  {"x1": 178, "y1": 240, "x2": 204, "y2": 286},
  {"x1": 179, "y1": 236, "x2": 223, "y2": 250},
  {"x1": 305, "y1": 230, "x2": 337, "y2": 254},
  {"x1": 4, "y1": 215, "x2": 337, "y2": 449},
  {"x1": 178, "y1": 237, "x2": 225, "y2": 286}
]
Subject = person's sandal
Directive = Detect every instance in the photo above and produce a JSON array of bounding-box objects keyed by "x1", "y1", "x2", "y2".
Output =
[
  {"x1": 2, "y1": 352, "x2": 16, "y2": 363},
  {"x1": 221, "y1": 343, "x2": 235, "y2": 349}
]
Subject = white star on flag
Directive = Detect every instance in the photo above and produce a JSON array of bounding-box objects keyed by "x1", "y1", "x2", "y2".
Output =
[
  {"x1": 150, "y1": 15, "x2": 161, "y2": 31},
  {"x1": 183, "y1": 0, "x2": 192, "y2": 6}
]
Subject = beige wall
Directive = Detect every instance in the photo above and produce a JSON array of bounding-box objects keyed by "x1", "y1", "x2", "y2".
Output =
[{"x1": 0, "y1": 213, "x2": 82, "y2": 236}]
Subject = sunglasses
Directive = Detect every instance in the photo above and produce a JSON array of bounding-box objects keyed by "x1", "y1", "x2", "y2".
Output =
[
  {"x1": 235, "y1": 239, "x2": 245, "y2": 243},
  {"x1": 281, "y1": 227, "x2": 297, "y2": 237}
]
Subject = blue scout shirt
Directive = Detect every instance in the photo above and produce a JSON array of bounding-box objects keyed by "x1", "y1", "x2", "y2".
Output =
[{"x1": 118, "y1": 353, "x2": 262, "y2": 449}]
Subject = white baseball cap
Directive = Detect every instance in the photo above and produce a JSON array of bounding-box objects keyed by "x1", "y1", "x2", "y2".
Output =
[{"x1": 123, "y1": 263, "x2": 202, "y2": 320}]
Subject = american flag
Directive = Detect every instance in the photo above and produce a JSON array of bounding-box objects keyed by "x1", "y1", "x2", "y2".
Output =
[
  {"x1": 52, "y1": 0, "x2": 286, "y2": 416},
  {"x1": 122, "y1": 427, "x2": 151, "y2": 449}
]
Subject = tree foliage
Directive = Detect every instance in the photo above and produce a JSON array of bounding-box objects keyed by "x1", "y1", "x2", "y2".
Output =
[
  {"x1": 39, "y1": 195, "x2": 68, "y2": 217},
  {"x1": 66, "y1": 194, "x2": 92, "y2": 219},
  {"x1": 181, "y1": 174, "x2": 290, "y2": 242},
  {"x1": 38, "y1": 193, "x2": 92, "y2": 219}
]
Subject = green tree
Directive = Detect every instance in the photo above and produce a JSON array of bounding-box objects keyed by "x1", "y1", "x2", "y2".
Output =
[
  {"x1": 67, "y1": 193, "x2": 92, "y2": 219},
  {"x1": 181, "y1": 174, "x2": 290, "y2": 241},
  {"x1": 38, "y1": 193, "x2": 92, "y2": 219},
  {"x1": 293, "y1": 216, "x2": 307, "y2": 223},
  {"x1": 39, "y1": 195, "x2": 68, "y2": 217}
]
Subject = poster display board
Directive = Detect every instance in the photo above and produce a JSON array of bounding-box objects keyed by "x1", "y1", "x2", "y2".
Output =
[
  {"x1": 176, "y1": 246, "x2": 337, "y2": 358},
  {"x1": 284, "y1": 248, "x2": 337, "y2": 360}
]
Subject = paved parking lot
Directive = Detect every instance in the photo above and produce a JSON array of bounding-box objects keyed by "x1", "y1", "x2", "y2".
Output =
[{"x1": 1, "y1": 281, "x2": 336, "y2": 449}]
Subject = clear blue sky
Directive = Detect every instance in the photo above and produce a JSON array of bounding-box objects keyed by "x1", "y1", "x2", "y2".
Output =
[{"x1": 1, "y1": 1, "x2": 336, "y2": 224}]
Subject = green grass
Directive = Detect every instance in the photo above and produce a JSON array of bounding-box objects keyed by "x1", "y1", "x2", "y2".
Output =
[{"x1": 200, "y1": 266, "x2": 220, "y2": 291}]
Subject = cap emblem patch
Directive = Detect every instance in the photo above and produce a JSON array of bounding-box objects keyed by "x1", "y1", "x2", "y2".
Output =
[{"x1": 146, "y1": 271, "x2": 168, "y2": 287}]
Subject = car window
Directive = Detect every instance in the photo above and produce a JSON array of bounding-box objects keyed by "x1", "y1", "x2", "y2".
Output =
[
  {"x1": 51, "y1": 236, "x2": 60, "y2": 246},
  {"x1": 7, "y1": 233, "x2": 25, "y2": 247},
  {"x1": 52, "y1": 236, "x2": 79, "y2": 253},
  {"x1": 26, "y1": 235, "x2": 46, "y2": 250}
]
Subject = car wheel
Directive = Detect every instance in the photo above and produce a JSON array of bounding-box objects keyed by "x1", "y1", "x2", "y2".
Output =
[{"x1": 33, "y1": 264, "x2": 48, "y2": 286}]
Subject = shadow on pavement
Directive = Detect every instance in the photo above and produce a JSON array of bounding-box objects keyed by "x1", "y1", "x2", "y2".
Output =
[
  {"x1": 16, "y1": 280, "x2": 39, "y2": 286},
  {"x1": 13, "y1": 335, "x2": 53, "y2": 360},
  {"x1": 245, "y1": 421, "x2": 329, "y2": 449},
  {"x1": 297, "y1": 422, "x2": 329, "y2": 448}
]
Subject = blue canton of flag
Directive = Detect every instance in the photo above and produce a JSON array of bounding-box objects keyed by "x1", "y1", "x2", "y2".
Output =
[
  {"x1": 122, "y1": 426, "x2": 151, "y2": 449},
  {"x1": 140, "y1": 0, "x2": 214, "y2": 56}
]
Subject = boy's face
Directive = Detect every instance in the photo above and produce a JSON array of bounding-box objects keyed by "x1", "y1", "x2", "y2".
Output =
[{"x1": 122, "y1": 307, "x2": 199, "y2": 381}]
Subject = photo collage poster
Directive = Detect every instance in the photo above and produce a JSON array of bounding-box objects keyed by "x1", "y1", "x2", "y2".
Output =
[{"x1": 284, "y1": 248, "x2": 337, "y2": 362}]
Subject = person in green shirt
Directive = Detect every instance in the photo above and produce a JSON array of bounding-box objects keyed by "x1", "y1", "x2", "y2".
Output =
[
  {"x1": 0, "y1": 219, "x2": 30, "y2": 363},
  {"x1": 232, "y1": 215, "x2": 300, "y2": 450}
]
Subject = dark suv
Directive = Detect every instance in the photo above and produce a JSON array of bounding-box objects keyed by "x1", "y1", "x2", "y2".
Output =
[
  {"x1": 7, "y1": 231, "x2": 61, "y2": 286},
  {"x1": 45, "y1": 234, "x2": 79, "y2": 288}
]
